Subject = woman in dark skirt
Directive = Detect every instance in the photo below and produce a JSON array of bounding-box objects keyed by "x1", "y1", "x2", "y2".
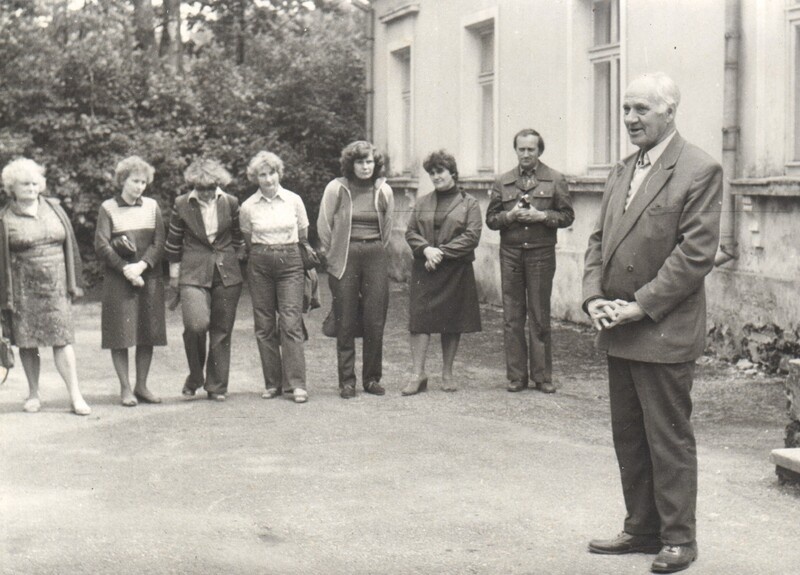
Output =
[
  {"x1": 95, "y1": 156, "x2": 166, "y2": 406},
  {"x1": 403, "y1": 150, "x2": 482, "y2": 394}
]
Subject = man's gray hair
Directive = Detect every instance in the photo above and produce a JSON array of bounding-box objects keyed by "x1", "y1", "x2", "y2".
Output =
[{"x1": 636, "y1": 72, "x2": 681, "y2": 112}]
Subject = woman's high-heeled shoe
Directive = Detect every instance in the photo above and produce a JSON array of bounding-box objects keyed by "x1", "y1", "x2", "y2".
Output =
[
  {"x1": 441, "y1": 376, "x2": 458, "y2": 392},
  {"x1": 401, "y1": 375, "x2": 428, "y2": 396}
]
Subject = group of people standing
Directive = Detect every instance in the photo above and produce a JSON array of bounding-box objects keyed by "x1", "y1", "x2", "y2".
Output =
[
  {"x1": 0, "y1": 132, "x2": 573, "y2": 412},
  {"x1": 1, "y1": 71, "x2": 721, "y2": 573}
]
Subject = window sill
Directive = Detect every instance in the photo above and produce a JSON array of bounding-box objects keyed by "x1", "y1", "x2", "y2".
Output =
[
  {"x1": 386, "y1": 176, "x2": 419, "y2": 191},
  {"x1": 567, "y1": 175, "x2": 607, "y2": 194},
  {"x1": 731, "y1": 177, "x2": 800, "y2": 197},
  {"x1": 379, "y1": 3, "x2": 420, "y2": 24}
]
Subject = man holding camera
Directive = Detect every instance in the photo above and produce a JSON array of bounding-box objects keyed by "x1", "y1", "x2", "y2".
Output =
[{"x1": 486, "y1": 128, "x2": 574, "y2": 394}]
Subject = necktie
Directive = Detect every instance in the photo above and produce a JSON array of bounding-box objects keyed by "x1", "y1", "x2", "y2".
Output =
[
  {"x1": 520, "y1": 169, "x2": 536, "y2": 190},
  {"x1": 624, "y1": 152, "x2": 651, "y2": 211}
]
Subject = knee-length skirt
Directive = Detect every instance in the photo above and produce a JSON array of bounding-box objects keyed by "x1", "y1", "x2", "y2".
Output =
[
  {"x1": 101, "y1": 270, "x2": 166, "y2": 349},
  {"x1": 408, "y1": 258, "x2": 481, "y2": 334}
]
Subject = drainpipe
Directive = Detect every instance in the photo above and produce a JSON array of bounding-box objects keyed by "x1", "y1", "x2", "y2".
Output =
[
  {"x1": 352, "y1": 0, "x2": 375, "y2": 142},
  {"x1": 716, "y1": 0, "x2": 740, "y2": 266}
]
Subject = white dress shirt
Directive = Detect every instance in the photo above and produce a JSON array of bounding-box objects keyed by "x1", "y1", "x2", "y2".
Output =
[{"x1": 625, "y1": 130, "x2": 676, "y2": 211}]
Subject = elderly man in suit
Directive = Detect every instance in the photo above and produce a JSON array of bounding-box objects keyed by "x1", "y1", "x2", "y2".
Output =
[
  {"x1": 486, "y1": 129, "x2": 574, "y2": 394},
  {"x1": 165, "y1": 159, "x2": 246, "y2": 402},
  {"x1": 582, "y1": 73, "x2": 722, "y2": 573}
]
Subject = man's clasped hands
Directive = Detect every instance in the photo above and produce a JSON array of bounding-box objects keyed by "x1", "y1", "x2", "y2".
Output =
[{"x1": 586, "y1": 297, "x2": 647, "y2": 331}]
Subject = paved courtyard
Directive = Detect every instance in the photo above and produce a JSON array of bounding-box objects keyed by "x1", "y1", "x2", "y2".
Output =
[{"x1": 1, "y1": 280, "x2": 798, "y2": 574}]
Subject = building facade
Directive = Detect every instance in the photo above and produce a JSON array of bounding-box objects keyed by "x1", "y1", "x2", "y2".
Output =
[{"x1": 368, "y1": 0, "x2": 800, "y2": 368}]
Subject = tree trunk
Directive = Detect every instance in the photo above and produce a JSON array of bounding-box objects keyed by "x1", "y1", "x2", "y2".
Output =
[
  {"x1": 133, "y1": 0, "x2": 157, "y2": 56},
  {"x1": 159, "y1": 0, "x2": 183, "y2": 72},
  {"x1": 236, "y1": 0, "x2": 246, "y2": 65}
]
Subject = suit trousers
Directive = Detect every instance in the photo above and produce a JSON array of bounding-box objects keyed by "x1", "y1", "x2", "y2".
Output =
[
  {"x1": 180, "y1": 269, "x2": 242, "y2": 394},
  {"x1": 607, "y1": 355, "x2": 697, "y2": 545},
  {"x1": 328, "y1": 239, "x2": 389, "y2": 388},
  {"x1": 248, "y1": 244, "x2": 306, "y2": 391},
  {"x1": 499, "y1": 244, "x2": 555, "y2": 385}
]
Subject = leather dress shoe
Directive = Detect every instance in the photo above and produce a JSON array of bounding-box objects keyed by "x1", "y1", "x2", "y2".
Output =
[
  {"x1": 181, "y1": 386, "x2": 196, "y2": 398},
  {"x1": 363, "y1": 380, "x2": 386, "y2": 395},
  {"x1": 340, "y1": 385, "x2": 356, "y2": 399},
  {"x1": 207, "y1": 392, "x2": 226, "y2": 402},
  {"x1": 651, "y1": 542, "x2": 697, "y2": 573},
  {"x1": 537, "y1": 381, "x2": 556, "y2": 394},
  {"x1": 507, "y1": 381, "x2": 527, "y2": 392},
  {"x1": 588, "y1": 532, "x2": 662, "y2": 555}
]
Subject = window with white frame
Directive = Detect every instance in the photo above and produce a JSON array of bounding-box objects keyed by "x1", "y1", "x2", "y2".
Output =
[
  {"x1": 388, "y1": 46, "x2": 412, "y2": 174},
  {"x1": 790, "y1": 5, "x2": 800, "y2": 165},
  {"x1": 398, "y1": 48, "x2": 412, "y2": 173},
  {"x1": 589, "y1": 0, "x2": 620, "y2": 165},
  {"x1": 478, "y1": 28, "x2": 495, "y2": 171},
  {"x1": 461, "y1": 10, "x2": 496, "y2": 176}
]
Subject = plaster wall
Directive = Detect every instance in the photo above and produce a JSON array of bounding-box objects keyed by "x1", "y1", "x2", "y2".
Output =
[{"x1": 372, "y1": 0, "x2": 800, "y2": 368}]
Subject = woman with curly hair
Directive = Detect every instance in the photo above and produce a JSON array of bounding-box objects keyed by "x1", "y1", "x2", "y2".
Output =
[
  {"x1": 0, "y1": 158, "x2": 90, "y2": 415},
  {"x1": 165, "y1": 158, "x2": 246, "y2": 402},
  {"x1": 317, "y1": 141, "x2": 394, "y2": 399},
  {"x1": 94, "y1": 155, "x2": 167, "y2": 406},
  {"x1": 240, "y1": 151, "x2": 310, "y2": 404},
  {"x1": 403, "y1": 150, "x2": 482, "y2": 395}
]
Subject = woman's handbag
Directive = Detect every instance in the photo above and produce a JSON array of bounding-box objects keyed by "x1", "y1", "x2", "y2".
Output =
[
  {"x1": 110, "y1": 234, "x2": 145, "y2": 288},
  {"x1": 322, "y1": 296, "x2": 364, "y2": 338},
  {"x1": 0, "y1": 337, "x2": 14, "y2": 384},
  {"x1": 110, "y1": 234, "x2": 137, "y2": 260},
  {"x1": 0, "y1": 311, "x2": 14, "y2": 384},
  {"x1": 298, "y1": 241, "x2": 321, "y2": 271}
]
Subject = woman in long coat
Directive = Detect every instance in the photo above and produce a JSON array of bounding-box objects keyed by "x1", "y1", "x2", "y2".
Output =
[
  {"x1": 95, "y1": 156, "x2": 167, "y2": 406},
  {"x1": 0, "y1": 158, "x2": 90, "y2": 415},
  {"x1": 403, "y1": 150, "x2": 482, "y2": 394}
]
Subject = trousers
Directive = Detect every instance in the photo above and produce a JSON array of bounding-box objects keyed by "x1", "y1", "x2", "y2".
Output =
[
  {"x1": 608, "y1": 356, "x2": 697, "y2": 545},
  {"x1": 180, "y1": 269, "x2": 242, "y2": 394},
  {"x1": 499, "y1": 244, "x2": 555, "y2": 385},
  {"x1": 248, "y1": 244, "x2": 306, "y2": 391},
  {"x1": 328, "y1": 240, "x2": 389, "y2": 388}
]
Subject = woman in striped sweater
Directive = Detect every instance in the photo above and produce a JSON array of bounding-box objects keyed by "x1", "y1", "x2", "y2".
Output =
[{"x1": 94, "y1": 156, "x2": 167, "y2": 407}]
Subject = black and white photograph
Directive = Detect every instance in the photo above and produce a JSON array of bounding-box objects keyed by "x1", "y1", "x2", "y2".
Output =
[{"x1": 1, "y1": 1, "x2": 799, "y2": 573}]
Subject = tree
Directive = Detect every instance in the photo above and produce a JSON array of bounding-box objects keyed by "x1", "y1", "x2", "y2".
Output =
[{"x1": 0, "y1": 0, "x2": 366, "y2": 279}]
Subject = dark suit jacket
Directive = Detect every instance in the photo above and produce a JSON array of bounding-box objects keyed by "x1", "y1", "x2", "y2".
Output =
[
  {"x1": 582, "y1": 133, "x2": 722, "y2": 363},
  {"x1": 485, "y1": 162, "x2": 574, "y2": 249},
  {"x1": 405, "y1": 188, "x2": 482, "y2": 261},
  {"x1": 164, "y1": 192, "x2": 245, "y2": 288}
]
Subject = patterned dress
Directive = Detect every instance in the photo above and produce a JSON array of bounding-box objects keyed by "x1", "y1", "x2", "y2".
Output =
[
  {"x1": 5, "y1": 201, "x2": 75, "y2": 347},
  {"x1": 95, "y1": 195, "x2": 166, "y2": 349}
]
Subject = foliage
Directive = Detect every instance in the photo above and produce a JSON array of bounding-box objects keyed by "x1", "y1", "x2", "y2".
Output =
[{"x1": 0, "y1": 0, "x2": 366, "y2": 283}]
